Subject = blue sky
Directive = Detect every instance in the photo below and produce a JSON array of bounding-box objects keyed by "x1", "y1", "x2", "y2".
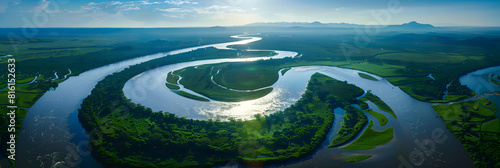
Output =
[{"x1": 0, "y1": 0, "x2": 499, "y2": 27}]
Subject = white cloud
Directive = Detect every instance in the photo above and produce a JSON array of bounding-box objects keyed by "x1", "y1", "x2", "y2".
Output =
[
  {"x1": 109, "y1": 1, "x2": 123, "y2": 6},
  {"x1": 205, "y1": 5, "x2": 230, "y2": 10},
  {"x1": 156, "y1": 8, "x2": 193, "y2": 12},
  {"x1": 164, "y1": 0, "x2": 195, "y2": 5},
  {"x1": 162, "y1": 13, "x2": 185, "y2": 18},
  {"x1": 141, "y1": 1, "x2": 161, "y2": 5}
]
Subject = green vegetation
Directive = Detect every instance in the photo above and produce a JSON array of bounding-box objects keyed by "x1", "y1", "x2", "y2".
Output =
[
  {"x1": 166, "y1": 83, "x2": 181, "y2": 90},
  {"x1": 344, "y1": 155, "x2": 372, "y2": 162},
  {"x1": 4, "y1": 28, "x2": 500, "y2": 167},
  {"x1": 79, "y1": 49, "x2": 375, "y2": 167},
  {"x1": 167, "y1": 72, "x2": 180, "y2": 84},
  {"x1": 359, "y1": 92, "x2": 397, "y2": 118},
  {"x1": 341, "y1": 120, "x2": 394, "y2": 150},
  {"x1": 375, "y1": 52, "x2": 482, "y2": 64},
  {"x1": 490, "y1": 74, "x2": 500, "y2": 86},
  {"x1": 386, "y1": 76, "x2": 431, "y2": 86},
  {"x1": 432, "y1": 98, "x2": 500, "y2": 167},
  {"x1": 175, "y1": 91, "x2": 210, "y2": 102},
  {"x1": 481, "y1": 118, "x2": 500, "y2": 133},
  {"x1": 235, "y1": 32, "x2": 499, "y2": 102},
  {"x1": 211, "y1": 61, "x2": 281, "y2": 90},
  {"x1": 357, "y1": 101, "x2": 388, "y2": 126},
  {"x1": 443, "y1": 78, "x2": 477, "y2": 102},
  {"x1": 281, "y1": 68, "x2": 291, "y2": 76},
  {"x1": 0, "y1": 29, "x2": 242, "y2": 163},
  {"x1": 15, "y1": 76, "x2": 36, "y2": 84},
  {"x1": 173, "y1": 64, "x2": 274, "y2": 102},
  {"x1": 358, "y1": 73, "x2": 378, "y2": 81},
  {"x1": 329, "y1": 106, "x2": 368, "y2": 147},
  {"x1": 432, "y1": 98, "x2": 495, "y2": 122}
]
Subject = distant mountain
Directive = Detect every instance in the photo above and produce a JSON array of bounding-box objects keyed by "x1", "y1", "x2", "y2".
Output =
[
  {"x1": 387, "y1": 21, "x2": 435, "y2": 29},
  {"x1": 209, "y1": 26, "x2": 227, "y2": 30},
  {"x1": 244, "y1": 21, "x2": 363, "y2": 28}
]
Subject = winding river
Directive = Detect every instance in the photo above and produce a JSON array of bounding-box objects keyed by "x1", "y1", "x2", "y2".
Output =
[{"x1": 14, "y1": 35, "x2": 499, "y2": 168}]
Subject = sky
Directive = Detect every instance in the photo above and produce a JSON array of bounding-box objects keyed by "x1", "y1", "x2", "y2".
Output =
[{"x1": 0, "y1": 0, "x2": 499, "y2": 27}]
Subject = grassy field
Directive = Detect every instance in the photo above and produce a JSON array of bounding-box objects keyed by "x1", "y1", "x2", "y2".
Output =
[
  {"x1": 364, "y1": 109, "x2": 388, "y2": 126},
  {"x1": 386, "y1": 76, "x2": 431, "y2": 86},
  {"x1": 481, "y1": 118, "x2": 500, "y2": 133},
  {"x1": 15, "y1": 76, "x2": 37, "y2": 84},
  {"x1": 174, "y1": 64, "x2": 274, "y2": 102},
  {"x1": 341, "y1": 62, "x2": 407, "y2": 77},
  {"x1": 432, "y1": 98, "x2": 499, "y2": 167},
  {"x1": 358, "y1": 73, "x2": 378, "y2": 81},
  {"x1": 376, "y1": 52, "x2": 482, "y2": 64},
  {"x1": 213, "y1": 61, "x2": 281, "y2": 90},
  {"x1": 344, "y1": 155, "x2": 372, "y2": 162},
  {"x1": 341, "y1": 120, "x2": 394, "y2": 150},
  {"x1": 166, "y1": 72, "x2": 180, "y2": 84},
  {"x1": 432, "y1": 98, "x2": 495, "y2": 122}
]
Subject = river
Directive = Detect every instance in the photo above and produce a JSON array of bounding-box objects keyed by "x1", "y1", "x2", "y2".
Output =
[{"x1": 14, "y1": 34, "x2": 500, "y2": 168}]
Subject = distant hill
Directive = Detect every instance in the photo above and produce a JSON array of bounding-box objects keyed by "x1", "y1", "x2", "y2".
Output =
[
  {"x1": 387, "y1": 21, "x2": 435, "y2": 29},
  {"x1": 244, "y1": 21, "x2": 438, "y2": 29},
  {"x1": 244, "y1": 21, "x2": 363, "y2": 28}
]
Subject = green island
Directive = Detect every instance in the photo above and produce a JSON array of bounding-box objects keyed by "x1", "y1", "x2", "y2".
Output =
[
  {"x1": 357, "y1": 101, "x2": 388, "y2": 126},
  {"x1": 166, "y1": 83, "x2": 181, "y2": 90},
  {"x1": 432, "y1": 98, "x2": 500, "y2": 167},
  {"x1": 358, "y1": 72, "x2": 378, "y2": 81},
  {"x1": 280, "y1": 68, "x2": 291, "y2": 76},
  {"x1": 341, "y1": 120, "x2": 394, "y2": 150},
  {"x1": 172, "y1": 64, "x2": 274, "y2": 102},
  {"x1": 359, "y1": 92, "x2": 397, "y2": 119},
  {"x1": 344, "y1": 155, "x2": 373, "y2": 162},
  {"x1": 490, "y1": 74, "x2": 500, "y2": 86},
  {"x1": 208, "y1": 60, "x2": 281, "y2": 90}
]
